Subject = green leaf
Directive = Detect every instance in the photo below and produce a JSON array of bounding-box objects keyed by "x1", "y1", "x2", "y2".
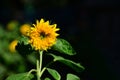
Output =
[
  {"x1": 6, "y1": 72, "x2": 34, "y2": 80},
  {"x1": 66, "y1": 73, "x2": 80, "y2": 80},
  {"x1": 16, "y1": 36, "x2": 33, "y2": 55},
  {"x1": 18, "y1": 36, "x2": 29, "y2": 45},
  {"x1": 50, "y1": 54, "x2": 85, "y2": 73},
  {"x1": 44, "y1": 77, "x2": 51, "y2": 80},
  {"x1": 52, "y1": 38, "x2": 76, "y2": 55},
  {"x1": 47, "y1": 68, "x2": 61, "y2": 80}
]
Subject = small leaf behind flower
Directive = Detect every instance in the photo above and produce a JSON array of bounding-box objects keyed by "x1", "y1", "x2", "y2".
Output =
[
  {"x1": 18, "y1": 36, "x2": 29, "y2": 45},
  {"x1": 47, "y1": 68, "x2": 61, "y2": 80},
  {"x1": 50, "y1": 54, "x2": 85, "y2": 73},
  {"x1": 52, "y1": 38, "x2": 76, "y2": 55},
  {"x1": 6, "y1": 72, "x2": 34, "y2": 80},
  {"x1": 67, "y1": 73, "x2": 80, "y2": 80}
]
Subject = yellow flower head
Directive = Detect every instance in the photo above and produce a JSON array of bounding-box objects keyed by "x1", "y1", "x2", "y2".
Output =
[
  {"x1": 28, "y1": 19, "x2": 60, "y2": 51},
  {"x1": 9, "y1": 40, "x2": 18, "y2": 53},
  {"x1": 20, "y1": 24, "x2": 31, "y2": 36}
]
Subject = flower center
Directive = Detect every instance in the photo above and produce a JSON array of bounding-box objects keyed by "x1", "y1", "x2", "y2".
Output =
[{"x1": 40, "y1": 31, "x2": 49, "y2": 39}]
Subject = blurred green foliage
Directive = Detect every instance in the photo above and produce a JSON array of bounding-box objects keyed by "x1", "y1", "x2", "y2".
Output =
[{"x1": 0, "y1": 21, "x2": 36, "y2": 80}]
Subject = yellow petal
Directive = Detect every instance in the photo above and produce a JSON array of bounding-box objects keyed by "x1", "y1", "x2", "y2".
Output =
[
  {"x1": 40, "y1": 19, "x2": 44, "y2": 24},
  {"x1": 45, "y1": 21, "x2": 49, "y2": 26}
]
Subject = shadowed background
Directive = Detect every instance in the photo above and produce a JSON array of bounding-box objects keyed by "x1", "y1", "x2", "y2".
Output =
[{"x1": 0, "y1": 0, "x2": 120, "y2": 80}]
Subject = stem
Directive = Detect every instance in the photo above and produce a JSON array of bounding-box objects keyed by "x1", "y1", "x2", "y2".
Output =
[
  {"x1": 36, "y1": 51, "x2": 56, "y2": 80},
  {"x1": 39, "y1": 61, "x2": 55, "y2": 78},
  {"x1": 27, "y1": 69, "x2": 36, "y2": 77},
  {"x1": 39, "y1": 67, "x2": 46, "y2": 77},
  {"x1": 37, "y1": 60, "x2": 40, "y2": 80},
  {"x1": 39, "y1": 51, "x2": 43, "y2": 73},
  {"x1": 37, "y1": 51, "x2": 43, "y2": 80}
]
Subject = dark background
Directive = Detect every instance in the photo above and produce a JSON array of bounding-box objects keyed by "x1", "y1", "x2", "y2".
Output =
[{"x1": 0, "y1": 0, "x2": 120, "y2": 80}]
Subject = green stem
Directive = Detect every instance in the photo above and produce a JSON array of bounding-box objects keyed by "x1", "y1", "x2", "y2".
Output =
[
  {"x1": 27, "y1": 69, "x2": 36, "y2": 77},
  {"x1": 36, "y1": 51, "x2": 56, "y2": 80},
  {"x1": 39, "y1": 51, "x2": 43, "y2": 73},
  {"x1": 39, "y1": 61, "x2": 55, "y2": 78},
  {"x1": 37, "y1": 51, "x2": 43, "y2": 80},
  {"x1": 37, "y1": 60, "x2": 40, "y2": 80},
  {"x1": 39, "y1": 67, "x2": 46, "y2": 77}
]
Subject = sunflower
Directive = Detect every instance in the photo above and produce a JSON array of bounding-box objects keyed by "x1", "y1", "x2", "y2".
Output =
[{"x1": 28, "y1": 19, "x2": 59, "y2": 51}]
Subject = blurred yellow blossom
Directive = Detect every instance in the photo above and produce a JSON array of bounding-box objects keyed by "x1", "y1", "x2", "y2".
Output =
[
  {"x1": 9, "y1": 40, "x2": 18, "y2": 53},
  {"x1": 20, "y1": 24, "x2": 31, "y2": 36},
  {"x1": 28, "y1": 19, "x2": 60, "y2": 51},
  {"x1": 7, "y1": 20, "x2": 19, "y2": 31}
]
